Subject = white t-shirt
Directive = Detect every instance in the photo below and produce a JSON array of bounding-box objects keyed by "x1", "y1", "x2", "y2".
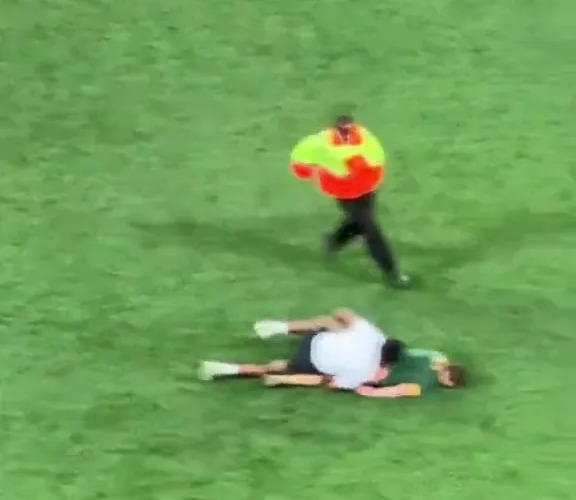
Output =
[{"x1": 310, "y1": 316, "x2": 386, "y2": 390}]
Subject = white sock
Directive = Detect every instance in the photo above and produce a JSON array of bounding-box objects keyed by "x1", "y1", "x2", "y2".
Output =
[
  {"x1": 254, "y1": 320, "x2": 290, "y2": 338},
  {"x1": 271, "y1": 330, "x2": 289, "y2": 336},
  {"x1": 209, "y1": 361, "x2": 240, "y2": 376}
]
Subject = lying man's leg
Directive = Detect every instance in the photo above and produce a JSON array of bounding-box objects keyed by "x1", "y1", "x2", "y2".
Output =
[
  {"x1": 260, "y1": 331, "x2": 328, "y2": 388},
  {"x1": 199, "y1": 360, "x2": 288, "y2": 381},
  {"x1": 254, "y1": 312, "x2": 352, "y2": 339},
  {"x1": 199, "y1": 360, "x2": 326, "y2": 388}
]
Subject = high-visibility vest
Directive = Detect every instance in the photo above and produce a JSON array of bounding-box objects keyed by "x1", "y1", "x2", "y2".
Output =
[{"x1": 290, "y1": 125, "x2": 386, "y2": 200}]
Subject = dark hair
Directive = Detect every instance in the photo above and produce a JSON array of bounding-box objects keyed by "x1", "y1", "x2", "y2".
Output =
[
  {"x1": 335, "y1": 115, "x2": 353, "y2": 127},
  {"x1": 380, "y1": 339, "x2": 406, "y2": 365},
  {"x1": 447, "y1": 364, "x2": 466, "y2": 388}
]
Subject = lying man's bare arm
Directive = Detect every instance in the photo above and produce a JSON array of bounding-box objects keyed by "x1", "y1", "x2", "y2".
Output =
[
  {"x1": 356, "y1": 384, "x2": 422, "y2": 398},
  {"x1": 263, "y1": 374, "x2": 326, "y2": 387}
]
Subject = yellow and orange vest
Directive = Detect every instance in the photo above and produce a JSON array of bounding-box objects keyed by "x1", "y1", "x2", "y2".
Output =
[{"x1": 290, "y1": 124, "x2": 386, "y2": 200}]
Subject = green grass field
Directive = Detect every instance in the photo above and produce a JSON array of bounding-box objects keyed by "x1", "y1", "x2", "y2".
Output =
[{"x1": 1, "y1": 0, "x2": 576, "y2": 499}]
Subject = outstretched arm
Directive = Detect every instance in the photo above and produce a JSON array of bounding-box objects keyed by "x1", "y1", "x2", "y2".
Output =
[
  {"x1": 263, "y1": 374, "x2": 326, "y2": 387},
  {"x1": 262, "y1": 375, "x2": 415, "y2": 397},
  {"x1": 263, "y1": 374, "x2": 359, "y2": 391},
  {"x1": 356, "y1": 384, "x2": 422, "y2": 399}
]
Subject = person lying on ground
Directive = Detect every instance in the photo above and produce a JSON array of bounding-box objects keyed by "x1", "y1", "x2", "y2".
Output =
[
  {"x1": 198, "y1": 309, "x2": 407, "y2": 395},
  {"x1": 359, "y1": 348, "x2": 467, "y2": 398},
  {"x1": 260, "y1": 348, "x2": 466, "y2": 398}
]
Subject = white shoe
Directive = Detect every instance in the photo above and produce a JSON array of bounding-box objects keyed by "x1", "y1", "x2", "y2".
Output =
[
  {"x1": 254, "y1": 320, "x2": 289, "y2": 339},
  {"x1": 198, "y1": 361, "x2": 238, "y2": 381}
]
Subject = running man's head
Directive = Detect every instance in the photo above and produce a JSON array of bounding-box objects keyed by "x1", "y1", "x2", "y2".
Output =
[
  {"x1": 437, "y1": 364, "x2": 467, "y2": 388},
  {"x1": 334, "y1": 115, "x2": 355, "y2": 139},
  {"x1": 380, "y1": 338, "x2": 406, "y2": 365}
]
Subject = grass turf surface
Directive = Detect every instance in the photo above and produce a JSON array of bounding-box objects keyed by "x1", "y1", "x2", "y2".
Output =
[{"x1": 1, "y1": 0, "x2": 576, "y2": 498}]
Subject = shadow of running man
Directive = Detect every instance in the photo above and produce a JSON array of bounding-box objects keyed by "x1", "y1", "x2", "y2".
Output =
[
  {"x1": 132, "y1": 215, "x2": 375, "y2": 284},
  {"x1": 132, "y1": 209, "x2": 575, "y2": 289}
]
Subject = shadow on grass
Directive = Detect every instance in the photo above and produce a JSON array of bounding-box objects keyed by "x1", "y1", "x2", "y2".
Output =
[
  {"x1": 131, "y1": 215, "x2": 376, "y2": 285},
  {"x1": 132, "y1": 210, "x2": 574, "y2": 290},
  {"x1": 398, "y1": 210, "x2": 576, "y2": 275}
]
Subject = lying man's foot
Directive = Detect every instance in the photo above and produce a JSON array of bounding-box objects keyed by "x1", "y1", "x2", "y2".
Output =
[
  {"x1": 253, "y1": 320, "x2": 289, "y2": 339},
  {"x1": 198, "y1": 361, "x2": 239, "y2": 381}
]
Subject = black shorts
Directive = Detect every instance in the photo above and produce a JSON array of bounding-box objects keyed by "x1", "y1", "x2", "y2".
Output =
[{"x1": 285, "y1": 333, "x2": 323, "y2": 375}]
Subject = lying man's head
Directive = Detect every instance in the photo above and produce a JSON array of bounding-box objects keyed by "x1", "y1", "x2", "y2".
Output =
[
  {"x1": 380, "y1": 339, "x2": 406, "y2": 365},
  {"x1": 437, "y1": 364, "x2": 467, "y2": 388}
]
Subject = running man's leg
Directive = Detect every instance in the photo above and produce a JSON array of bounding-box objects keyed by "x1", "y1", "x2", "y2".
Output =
[
  {"x1": 340, "y1": 194, "x2": 400, "y2": 279},
  {"x1": 325, "y1": 215, "x2": 362, "y2": 257}
]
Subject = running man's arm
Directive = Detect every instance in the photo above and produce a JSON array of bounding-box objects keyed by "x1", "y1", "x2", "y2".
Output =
[{"x1": 356, "y1": 384, "x2": 422, "y2": 398}]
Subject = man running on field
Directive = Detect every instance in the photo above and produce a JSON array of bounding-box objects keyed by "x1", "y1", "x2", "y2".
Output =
[{"x1": 199, "y1": 309, "x2": 412, "y2": 396}]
